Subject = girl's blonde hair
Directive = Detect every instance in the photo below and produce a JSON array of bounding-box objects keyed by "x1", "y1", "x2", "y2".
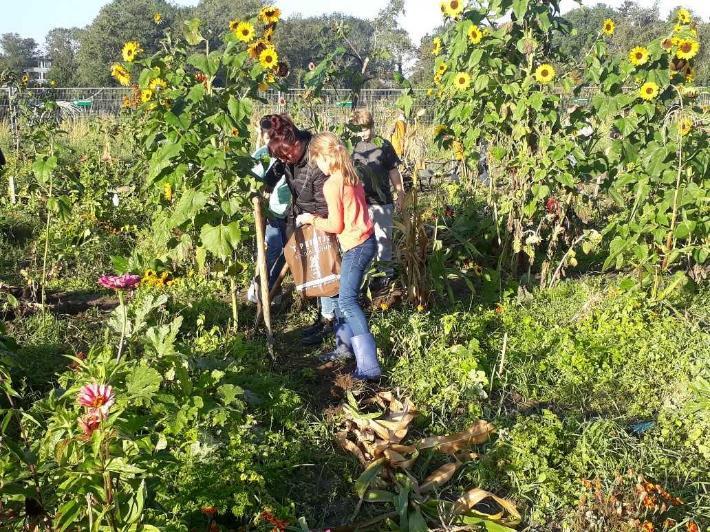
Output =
[{"x1": 309, "y1": 132, "x2": 361, "y2": 186}]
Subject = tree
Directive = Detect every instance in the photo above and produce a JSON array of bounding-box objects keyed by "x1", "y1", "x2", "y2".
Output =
[
  {"x1": 0, "y1": 33, "x2": 38, "y2": 76},
  {"x1": 76, "y1": 0, "x2": 179, "y2": 86},
  {"x1": 369, "y1": 0, "x2": 413, "y2": 78},
  {"x1": 45, "y1": 28, "x2": 81, "y2": 86},
  {"x1": 190, "y1": 0, "x2": 266, "y2": 50}
]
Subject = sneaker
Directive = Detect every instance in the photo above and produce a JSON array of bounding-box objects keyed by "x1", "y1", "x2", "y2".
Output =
[
  {"x1": 301, "y1": 316, "x2": 326, "y2": 337},
  {"x1": 319, "y1": 345, "x2": 354, "y2": 363},
  {"x1": 301, "y1": 319, "x2": 334, "y2": 347}
]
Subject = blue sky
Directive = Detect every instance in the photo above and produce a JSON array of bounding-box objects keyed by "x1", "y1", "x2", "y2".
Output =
[{"x1": 2, "y1": 0, "x2": 708, "y2": 50}]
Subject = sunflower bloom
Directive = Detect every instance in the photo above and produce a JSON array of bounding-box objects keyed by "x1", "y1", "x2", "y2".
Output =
[
  {"x1": 122, "y1": 41, "x2": 142, "y2": 62},
  {"x1": 259, "y1": 6, "x2": 281, "y2": 25},
  {"x1": 432, "y1": 37, "x2": 442, "y2": 55},
  {"x1": 534, "y1": 64, "x2": 556, "y2": 84},
  {"x1": 149, "y1": 78, "x2": 167, "y2": 91},
  {"x1": 639, "y1": 81, "x2": 659, "y2": 101},
  {"x1": 434, "y1": 72, "x2": 443, "y2": 85},
  {"x1": 454, "y1": 72, "x2": 471, "y2": 90},
  {"x1": 111, "y1": 63, "x2": 131, "y2": 86},
  {"x1": 259, "y1": 47, "x2": 278, "y2": 70},
  {"x1": 248, "y1": 40, "x2": 269, "y2": 60},
  {"x1": 21, "y1": 73, "x2": 29, "y2": 84},
  {"x1": 678, "y1": 116, "x2": 692, "y2": 136},
  {"x1": 235, "y1": 21, "x2": 255, "y2": 43},
  {"x1": 676, "y1": 39, "x2": 699, "y2": 60},
  {"x1": 685, "y1": 67, "x2": 695, "y2": 82},
  {"x1": 677, "y1": 8, "x2": 691, "y2": 24},
  {"x1": 141, "y1": 89, "x2": 153, "y2": 103},
  {"x1": 441, "y1": 0, "x2": 465, "y2": 19},
  {"x1": 468, "y1": 24, "x2": 483, "y2": 44},
  {"x1": 628, "y1": 46, "x2": 649, "y2": 66},
  {"x1": 263, "y1": 25, "x2": 275, "y2": 42},
  {"x1": 602, "y1": 19, "x2": 615, "y2": 36},
  {"x1": 154, "y1": 13, "x2": 162, "y2": 24},
  {"x1": 229, "y1": 19, "x2": 240, "y2": 32},
  {"x1": 436, "y1": 62, "x2": 448, "y2": 75}
]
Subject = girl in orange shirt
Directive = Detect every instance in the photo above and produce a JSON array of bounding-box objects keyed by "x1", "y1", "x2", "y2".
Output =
[{"x1": 296, "y1": 132, "x2": 381, "y2": 380}]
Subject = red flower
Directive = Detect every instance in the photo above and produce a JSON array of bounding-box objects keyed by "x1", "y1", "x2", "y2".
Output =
[
  {"x1": 78, "y1": 410, "x2": 101, "y2": 437},
  {"x1": 201, "y1": 506, "x2": 218, "y2": 518},
  {"x1": 545, "y1": 197, "x2": 559, "y2": 214},
  {"x1": 77, "y1": 383, "x2": 115, "y2": 416}
]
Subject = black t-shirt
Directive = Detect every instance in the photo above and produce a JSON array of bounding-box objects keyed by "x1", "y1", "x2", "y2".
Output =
[{"x1": 352, "y1": 137, "x2": 401, "y2": 206}]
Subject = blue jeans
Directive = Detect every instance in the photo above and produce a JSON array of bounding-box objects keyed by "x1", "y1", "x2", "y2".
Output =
[
  {"x1": 265, "y1": 218, "x2": 287, "y2": 290},
  {"x1": 335, "y1": 235, "x2": 377, "y2": 337}
]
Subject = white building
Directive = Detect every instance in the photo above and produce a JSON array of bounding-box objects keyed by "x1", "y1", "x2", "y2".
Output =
[{"x1": 23, "y1": 57, "x2": 52, "y2": 85}]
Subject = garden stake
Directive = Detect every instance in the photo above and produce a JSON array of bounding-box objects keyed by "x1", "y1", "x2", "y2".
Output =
[{"x1": 252, "y1": 196, "x2": 274, "y2": 359}]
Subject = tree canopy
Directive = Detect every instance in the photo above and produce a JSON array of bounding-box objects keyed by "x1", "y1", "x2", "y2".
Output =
[{"x1": 0, "y1": 33, "x2": 38, "y2": 76}]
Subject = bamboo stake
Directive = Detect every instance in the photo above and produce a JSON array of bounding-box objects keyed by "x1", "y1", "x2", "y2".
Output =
[{"x1": 252, "y1": 196, "x2": 274, "y2": 359}]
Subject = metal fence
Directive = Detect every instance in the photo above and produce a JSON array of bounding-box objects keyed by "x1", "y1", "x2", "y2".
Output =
[{"x1": 1, "y1": 85, "x2": 708, "y2": 124}]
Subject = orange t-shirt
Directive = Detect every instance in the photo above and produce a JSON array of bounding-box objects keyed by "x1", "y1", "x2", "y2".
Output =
[{"x1": 313, "y1": 172, "x2": 373, "y2": 252}]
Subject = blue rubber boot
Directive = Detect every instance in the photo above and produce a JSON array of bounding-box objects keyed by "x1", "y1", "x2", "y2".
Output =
[
  {"x1": 319, "y1": 320, "x2": 355, "y2": 362},
  {"x1": 351, "y1": 333, "x2": 382, "y2": 381}
]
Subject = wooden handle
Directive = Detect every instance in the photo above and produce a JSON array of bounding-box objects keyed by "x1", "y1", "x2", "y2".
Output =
[{"x1": 252, "y1": 196, "x2": 274, "y2": 357}]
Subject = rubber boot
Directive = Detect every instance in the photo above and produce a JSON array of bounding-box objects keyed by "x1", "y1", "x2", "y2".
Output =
[
  {"x1": 319, "y1": 320, "x2": 354, "y2": 362},
  {"x1": 351, "y1": 333, "x2": 381, "y2": 381}
]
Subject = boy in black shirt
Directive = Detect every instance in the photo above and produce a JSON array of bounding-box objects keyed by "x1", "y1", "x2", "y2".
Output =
[{"x1": 350, "y1": 109, "x2": 404, "y2": 285}]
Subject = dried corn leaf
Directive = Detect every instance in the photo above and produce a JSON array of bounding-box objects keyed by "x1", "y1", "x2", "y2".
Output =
[
  {"x1": 383, "y1": 447, "x2": 418, "y2": 470},
  {"x1": 336, "y1": 431, "x2": 367, "y2": 466},
  {"x1": 418, "y1": 421, "x2": 494, "y2": 454},
  {"x1": 454, "y1": 487, "x2": 521, "y2": 524},
  {"x1": 419, "y1": 462, "x2": 459, "y2": 493}
]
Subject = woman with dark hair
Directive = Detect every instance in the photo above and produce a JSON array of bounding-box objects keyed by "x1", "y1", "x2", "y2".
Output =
[
  {"x1": 261, "y1": 114, "x2": 329, "y2": 223},
  {"x1": 261, "y1": 115, "x2": 342, "y2": 346}
]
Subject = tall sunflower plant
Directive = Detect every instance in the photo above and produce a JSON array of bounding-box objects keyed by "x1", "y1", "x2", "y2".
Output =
[
  {"x1": 431, "y1": 0, "x2": 707, "y2": 295},
  {"x1": 109, "y1": 7, "x2": 287, "y2": 326},
  {"x1": 587, "y1": 9, "x2": 708, "y2": 297}
]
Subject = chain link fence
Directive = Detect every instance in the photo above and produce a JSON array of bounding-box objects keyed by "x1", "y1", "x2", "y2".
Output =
[{"x1": 1, "y1": 85, "x2": 708, "y2": 125}]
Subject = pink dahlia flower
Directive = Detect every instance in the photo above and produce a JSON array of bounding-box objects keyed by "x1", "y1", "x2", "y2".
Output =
[
  {"x1": 98, "y1": 274, "x2": 141, "y2": 290},
  {"x1": 77, "y1": 383, "x2": 115, "y2": 416}
]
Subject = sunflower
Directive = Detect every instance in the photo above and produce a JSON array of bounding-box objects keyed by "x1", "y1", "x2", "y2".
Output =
[
  {"x1": 434, "y1": 73, "x2": 443, "y2": 85},
  {"x1": 453, "y1": 140, "x2": 464, "y2": 160},
  {"x1": 229, "y1": 19, "x2": 240, "y2": 32},
  {"x1": 453, "y1": 72, "x2": 471, "y2": 90},
  {"x1": 468, "y1": 24, "x2": 483, "y2": 44},
  {"x1": 534, "y1": 64, "x2": 556, "y2": 84},
  {"x1": 676, "y1": 39, "x2": 699, "y2": 60},
  {"x1": 111, "y1": 63, "x2": 131, "y2": 86},
  {"x1": 436, "y1": 61, "x2": 448, "y2": 75},
  {"x1": 149, "y1": 78, "x2": 167, "y2": 91},
  {"x1": 686, "y1": 67, "x2": 696, "y2": 82},
  {"x1": 235, "y1": 21, "x2": 255, "y2": 43},
  {"x1": 259, "y1": 47, "x2": 278, "y2": 70},
  {"x1": 21, "y1": 73, "x2": 29, "y2": 84},
  {"x1": 678, "y1": 116, "x2": 692, "y2": 136},
  {"x1": 628, "y1": 46, "x2": 649, "y2": 66},
  {"x1": 427, "y1": 88, "x2": 434, "y2": 97},
  {"x1": 441, "y1": 0, "x2": 465, "y2": 19},
  {"x1": 154, "y1": 13, "x2": 162, "y2": 24},
  {"x1": 639, "y1": 81, "x2": 659, "y2": 101},
  {"x1": 602, "y1": 18, "x2": 615, "y2": 36},
  {"x1": 141, "y1": 89, "x2": 153, "y2": 103},
  {"x1": 248, "y1": 40, "x2": 269, "y2": 59},
  {"x1": 661, "y1": 37, "x2": 673, "y2": 51},
  {"x1": 263, "y1": 25, "x2": 275, "y2": 42},
  {"x1": 122, "y1": 41, "x2": 142, "y2": 62},
  {"x1": 432, "y1": 37, "x2": 442, "y2": 56},
  {"x1": 677, "y1": 8, "x2": 691, "y2": 24},
  {"x1": 259, "y1": 6, "x2": 281, "y2": 24}
]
